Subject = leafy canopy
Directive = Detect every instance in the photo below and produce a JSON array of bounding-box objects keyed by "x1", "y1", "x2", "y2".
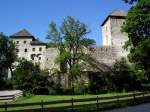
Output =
[
  {"x1": 123, "y1": 0, "x2": 139, "y2": 4},
  {"x1": 47, "y1": 16, "x2": 96, "y2": 89},
  {"x1": 0, "y1": 33, "x2": 17, "y2": 75},
  {"x1": 122, "y1": 0, "x2": 150, "y2": 82},
  {"x1": 12, "y1": 59, "x2": 51, "y2": 94}
]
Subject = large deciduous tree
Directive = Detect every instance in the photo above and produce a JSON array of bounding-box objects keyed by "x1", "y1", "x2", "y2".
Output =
[
  {"x1": 0, "y1": 33, "x2": 17, "y2": 77},
  {"x1": 47, "y1": 16, "x2": 95, "y2": 92},
  {"x1": 122, "y1": 0, "x2": 150, "y2": 84}
]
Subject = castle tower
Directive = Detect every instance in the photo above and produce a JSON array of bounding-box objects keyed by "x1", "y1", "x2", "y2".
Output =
[
  {"x1": 101, "y1": 10, "x2": 128, "y2": 58},
  {"x1": 10, "y1": 29, "x2": 47, "y2": 69}
]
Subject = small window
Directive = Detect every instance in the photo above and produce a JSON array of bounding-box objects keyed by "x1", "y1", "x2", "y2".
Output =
[
  {"x1": 31, "y1": 54, "x2": 35, "y2": 60},
  {"x1": 39, "y1": 57, "x2": 41, "y2": 60},
  {"x1": 24, "y1": 41, "x2": 27, "y2": 44},
  {"x1": 24, "y1": 48, "x2": 27, "y2": 52},
  {"x1": 31, "y1": 57, "x2": 34, "y2": 60},
  {"x1": 16, "y1": 49, "x2": 19, "y2": 52},
  {"x1": 32, "y1": 48, "x2": 35, "y2": 52},
  {"x1": 39, "y1": 47, "x2": 42, "y2": 51},
  {"x1": 16, "y1": 41, "x2": 19, "y2": 44}
]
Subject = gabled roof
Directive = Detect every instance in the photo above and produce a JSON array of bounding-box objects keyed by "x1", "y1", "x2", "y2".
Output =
[
  {"x1": 110, "y1": 10, "x2": 127, "y2": 17},
  {"x1": 101, "y1": 10, "x2": 127, "y2": 26},
  {"x1": 30, "y1": 40, "x2": 47, "y2": 46},
  {"x1": 10, "y1": 29, "x2": 35, "y2": 39}
]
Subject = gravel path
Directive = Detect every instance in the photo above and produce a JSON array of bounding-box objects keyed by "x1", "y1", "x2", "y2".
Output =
[{"x1": 106, "y1": 103, "x2": 150, "y2": 112}]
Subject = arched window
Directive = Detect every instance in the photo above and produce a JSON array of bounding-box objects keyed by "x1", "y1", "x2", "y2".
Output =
[
  {"x1": 16, "y1": 41, "x2": 19, "y2": 44},
  {"x1": 24, "y1": 48, "x2": 27, "y2": 52},
  {"x1": 24, "y1": 41, "x2": 26, "y2": 44},
  {"x1": 32, "y1": 48, "x2": 35, "y2": 52}
]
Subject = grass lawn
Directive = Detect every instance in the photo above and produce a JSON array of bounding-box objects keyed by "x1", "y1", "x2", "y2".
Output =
[
  {"x1": 1, "y1": 92, "x2": 149, "y2": 112},
  {"x1": 11, "y1": 92, "x2": 131, "y2": 104}
]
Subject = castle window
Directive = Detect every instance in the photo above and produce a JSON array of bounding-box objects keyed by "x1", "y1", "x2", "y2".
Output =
[
  {"x1": 31, "y1": 54, "x2": 35, "y2": 60},
  {"x1": 16, "y1": 49, "x2": 19, "y2": 52},
  {"x1": 39, "y1": 57, "x2": 41, "y2": 60},
  {"x1": 39, "y1": 47, "x2": 42, "y2": 51},
  {"x1": 32, "y1": 48, "x2": 35, "y2": 52},
  {"x1": 106, "y1": 35, "x2": 108, "y2": 45},
  {"x1": 24, "y1": 48, "x2": 27, "y2": 52},
  {"x1": 24, "y1": 41, "x2": 26, "y2": 44},
  {"x1": 31, "y1": 57, "x2": 34, "y2": 60},
  {"x1": 16, "y1": 41, "x2": 19, "y2": 44}
]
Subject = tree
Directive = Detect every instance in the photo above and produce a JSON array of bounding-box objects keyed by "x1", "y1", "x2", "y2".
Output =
[
  {"x1": 47, "y1": 16, "x2": 95, "y2": 92},
  {"x1": 0, "y1": 33, "x2": 17, "y2": 77},
  {"x1": 111, "y1": 58, "x2": 137, "y2": 91},
  {"x1": 122, "y1": 0, "x2": 150, "y2": 84},
  {"x1": 12, "y1": 59, "x2": 52, "y2": 94},
  {"x1": 123, "y1": 0, "x2": 139, "y2": 4}
]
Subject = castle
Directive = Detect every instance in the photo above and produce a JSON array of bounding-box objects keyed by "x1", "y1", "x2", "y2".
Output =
[{"x1": 10, "y1": 10, "x2": 128, "y2": 72}]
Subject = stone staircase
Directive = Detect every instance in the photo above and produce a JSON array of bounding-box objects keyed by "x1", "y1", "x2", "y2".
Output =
[{"x1": 0, "y1": 90, "x2": 23, "y2": 102}]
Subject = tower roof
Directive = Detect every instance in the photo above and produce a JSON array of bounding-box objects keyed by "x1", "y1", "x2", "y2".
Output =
[
  {"x1": 10, "y1": 29, "x2": 35, "y2": 39},
  {"x1": 110, "y1": 10, "x2": 127, "y2": 17},
  {"x1": 101, "y1": 10, "x2": 127, "y2": 26}
]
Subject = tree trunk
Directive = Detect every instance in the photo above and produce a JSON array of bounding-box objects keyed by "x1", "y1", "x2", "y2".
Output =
[{"x1": 9, "y1": 66, "x2": 13, "y2": 78}]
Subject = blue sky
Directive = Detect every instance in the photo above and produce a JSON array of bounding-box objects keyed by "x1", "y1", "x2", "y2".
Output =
[{"x1": 0, "y1": 0, "x2": 131, "y2": 45}]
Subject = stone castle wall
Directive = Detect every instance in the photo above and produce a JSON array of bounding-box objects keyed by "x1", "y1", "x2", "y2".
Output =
[
  {"x1": 43, "y1": 45, "x2": 126, "y2": 71},
  {"x1": 42, "y1": 17, "x2": 129, "y2": 71},
  {"x1": 110, "y1": 17, "x2": 129, "y2": 59},
  {"x1": 44, "y1": 48, "x2": 59, "y2": 70},
  {"x1": 11, "y1": 11, "x2": 129, "y2": 71}
]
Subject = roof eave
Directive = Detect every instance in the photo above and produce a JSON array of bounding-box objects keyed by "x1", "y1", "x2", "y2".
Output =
[
  {"x1": 10, "y1": 36, "x2": 35, "y2": 40},
  {"x1": 30, "y1": 43, "x2": 47, "y2": 46},
  {"x1": 101, "y1": 15, "x2": 126, "y2": 26}
]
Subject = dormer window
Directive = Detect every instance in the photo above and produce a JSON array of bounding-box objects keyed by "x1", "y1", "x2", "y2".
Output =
[
  {"x1": 24, "y1": 48, "x2": 27, "y2": 52},
  {"x1": 24, "y1": 41, "x2": 27, "y2": 44},
  {"x1": 32, "y1": 48, "x2": 35, "y2": 52}
]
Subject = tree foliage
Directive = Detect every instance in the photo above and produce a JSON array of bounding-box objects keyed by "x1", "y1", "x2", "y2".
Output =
[
  {"x1": 123, "y1": 0, "x2": 139, "y2": 4},
  {"x1": 12, "y1": 59, "x2": 52, "y2": 94},
  {"x1": 111, "y1": 58, "x2": 137, "y2": 91},
  {"x1": 0, "y1": 33, "x2": 17, "y2": 75},
  {"x1": 122, "y1": 0, "x2": 150, "y2": 83},
  {"x1": 47, "y1": 16, "x2": 96, "y2": 90}
]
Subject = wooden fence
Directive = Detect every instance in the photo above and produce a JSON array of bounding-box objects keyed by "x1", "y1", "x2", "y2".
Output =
[{"x1": 0, "y1": 91, "x2": 150, "y2": 112}]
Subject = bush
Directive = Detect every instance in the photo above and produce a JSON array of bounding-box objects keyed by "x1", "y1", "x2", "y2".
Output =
[
  {"x1": 62, "y1": 89, "x2": 74, "y2": 95},
  {"x1": 33, "y1": 87, "x2": 49, "y2": 95},
  {"x1": 74, "y1": 81, "x2": 88, "y2": 95},
  {"x1": 12, "y1": 59, "x2": 53, "y2": 95}
]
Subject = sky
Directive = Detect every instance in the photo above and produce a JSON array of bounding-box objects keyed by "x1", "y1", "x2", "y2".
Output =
[{"x1": 0, "y1": 0, "x2": 131, "y2": 45}]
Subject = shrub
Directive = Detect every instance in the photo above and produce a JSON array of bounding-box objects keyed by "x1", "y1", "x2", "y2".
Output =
[
  {"x1": 12, "y1": 59, "x2": 53, "y2": 95},
  {"x1": 33, "y1": 87, "x2": 49, "y2": 95}
]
